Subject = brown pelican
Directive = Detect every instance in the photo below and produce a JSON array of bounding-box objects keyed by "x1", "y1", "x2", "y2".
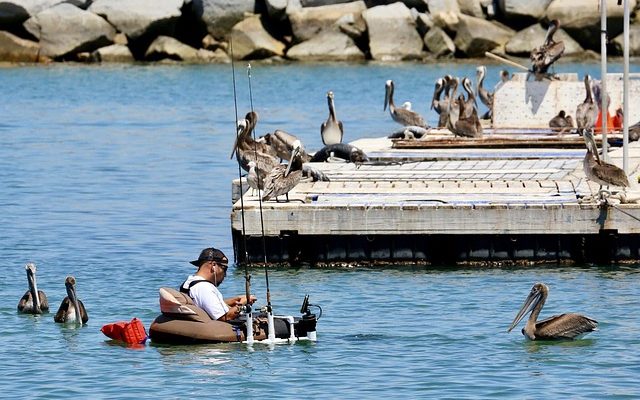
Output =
[
  {"x1": 453, "y1": 94, "x2": 483, "y2": 138},
  {"x1": 320, "y1": 91, "x2": 344, "y2": 145},
  {"x1": 549, "y1": 110, "x2": 574, "y2": 134},
  {"x1": 262, "y1": 140, "x2": 304, "y2": 202},
  {"x1": 310, "y1": 143, "x2": 369, "y2": 163},
  {"x1": 475, "y1": 66, "x2": 493, "y2": 120},
  {"x1": 461, "y1": 77, "x2": 478, "y2": 118},
  {"x1": 530, "y1": 19, "x2": 565, "y2": 79},
  {"x1": 384, "y1": 80, "x2": 427, "y2": 128},
  {"x1": 17, "y1": 263, "x2": 49, "y2": 314},
  {"x1": 583, "y1": 129, "x2": 629, "y2": 191},
  {"x1": 508, "y1": 283, "x2": 598, "y2": 340},
  {"x1": 445, "y1": 77, "x2": 460, "y2": 134},
  {"x1": 431, "y1": 77, "x2": 451, "y2": 128},
  {"x1": 246, "y1": 160, "x2": 263, "y2": 196},
  {"x1": 264, "y1": 129, "x2": 311, "y2": 162},
  {"x1": 232, "y1": 112, "x2": 280, "y2": 178},
  {"x1": 576, "y1": 75, "x2": 598, "y2": 137},
  {"x1": 54, "y1": 276, "x2": 89, "y2": 324}
]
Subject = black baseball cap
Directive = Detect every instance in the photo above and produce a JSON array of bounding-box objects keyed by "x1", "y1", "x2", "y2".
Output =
[{"x1": 190, "y1": 247, "x2": 228, "y2": 267}]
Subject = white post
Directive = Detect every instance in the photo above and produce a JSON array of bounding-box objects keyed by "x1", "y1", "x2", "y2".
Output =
[
  {"x1": 623, "y1": 0, "x2": 630, "y2": 173},
  {"x1": 245, "y1": 311, "x2": 254, "y2": 345},
  {"x1": 601, "y1": 0, "x2": 608, "y2": 161}
]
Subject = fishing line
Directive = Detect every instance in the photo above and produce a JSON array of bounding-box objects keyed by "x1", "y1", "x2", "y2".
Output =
[
  {"x1": 229, "y1": 38, "x2": 252, "y2": 309},
  {"x1": 607, "y1": 200, "x2": 640, "y2": 223},
  {"x1": 247, "y1": 64, "x2": 273, "y2": 311}
]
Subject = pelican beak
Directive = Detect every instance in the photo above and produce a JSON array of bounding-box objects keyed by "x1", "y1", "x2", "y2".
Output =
[
  {"x1": 384, "y1": 85, "x2": 390, "y2": 111},
  {"x1": 66, "y1": 278, "x2": 82, "y2": 324},
  {"x1": 507, "y1": 288, "x2": 541, "y2": 332},
  {"x1": 230, "y1": 121, "x2": 244, "y2": 159},
  {"x1": 285, "y1": 146, "x2": 300, "y2": 177},
  {"x1": 26, "y1": 264, "x2": 41, "y2": 313}
]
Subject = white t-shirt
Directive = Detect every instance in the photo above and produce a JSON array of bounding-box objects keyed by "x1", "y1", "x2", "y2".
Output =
[{"x1": 181, "y1": 275, "x2": 229, "y2": 320}]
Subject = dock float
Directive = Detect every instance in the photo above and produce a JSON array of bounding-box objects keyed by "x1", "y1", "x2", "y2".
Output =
[{"x1": 230, "y1": 135, "x2": 640, "y2": 266}]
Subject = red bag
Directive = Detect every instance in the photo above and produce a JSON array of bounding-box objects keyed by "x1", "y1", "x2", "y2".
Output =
[{"x1": 101, "y1": 318, "x2": 148, "y2": 345}]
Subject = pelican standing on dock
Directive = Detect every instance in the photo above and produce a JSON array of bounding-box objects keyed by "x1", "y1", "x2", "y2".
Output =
[
  {"x1": 549, "y1": 110, "x2": 574, "y2": 134},
  {"x1": 475, "y1": 66, "x2": 493, "y2": 120},
  {"x1": 17, "y1": 263, "x2": 49, "y2": 314},
  {"x1": 583, "y1": 129, "x2": 629, "y2": 193},
  {"x1": 431, "y1": 77, "x2": 451, "y2": 128},
  {"x1": 384, "y1": 80, "x2": 427, "y2": 128},
  {"x1": 576, "y1": 74, "x2": 598, "y2": 136},
  {"x1": 54, "y1": 276, "x2": 89, "y2": 324},
  {"x1": 508, "y1": 283, "x2": 598, "y2": 340},
  {"x1": 321, "y1": 91, "x2": 344, "y2": 145},
  {"x1": 262, "y1": 140, "x2": 304, "y2": 202},
  {"x1": 232, "y1": 112, "x2": 280, "y2": 177},
  {"x1": 530, "y1": 19, "x2": 565, "y2": 79}
]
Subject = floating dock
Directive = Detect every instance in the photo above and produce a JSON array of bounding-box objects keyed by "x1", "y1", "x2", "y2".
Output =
[{"x1": 230, "y1": 74, "x2": 640, "y2": 266}]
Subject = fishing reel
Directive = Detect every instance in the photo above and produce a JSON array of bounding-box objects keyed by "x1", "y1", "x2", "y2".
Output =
[{"x1": 299, "y1": 294, "x2": 322, "y2": 320}]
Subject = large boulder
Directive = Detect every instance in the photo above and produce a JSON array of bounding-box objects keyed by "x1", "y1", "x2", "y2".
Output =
[
  {"x1": 363, "y1": 2, "x2": 424, "y2": 61},
  {"x1": 287, "y1": 1, "x2": 366, "y2": 43},
  {"x1": 505, "y1": 23, "x2": 583, "y2": 56},
  {"x1": 546, "y1": 0, "x2": 637, "y2": 49},
  {"x1": 23, "y1": 3, "x2": 115, "y2": 58},
  {"x1": 428, "y1": 0, "x2": 460, "y2": 30},
  {"x1": 453, "y1": 13, "x2": 515, "y2": 57},
  {"x1": 229, "y1": 15, "x2": 285, "y2": 59},
  {"x1": 612, "y1": 24, "x2": 640, "y2": 56},
  {"x1": 497, "y1": 0, "x2": 552, "y2": 21},
  {"x1": 458, "y1": 0, "x2": 484, "y2": 18},
  {"x1": 91, "y1": 43, "x2": 134, "y2": 62},
  {"x1": 144, "y1": 35, "x2": 229, "y2": 62},
  {"x1": 193, "y1": 0, "x2": 257, "y2": 39},
  {"x1": 0, "y1": 30, "x2": 39, "y2": 61},
  {"x1": 286, "y1": 29, "x2": 365, "y2": 61},
  {"x1": 89, "y1": 0, "x2": 183, "y2": 40},
  {"x1": 0, "y1": 0, "x2": 90, "y2": 26},
  {"x1": 424, "y1": 26, "x2": 455, "y2": 57}
]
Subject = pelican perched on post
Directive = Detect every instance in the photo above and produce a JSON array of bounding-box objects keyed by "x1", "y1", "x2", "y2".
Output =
[
  {"x1": 583, "y1": 129, "x2": 629, "y2": 194},
  {"x1": 475, "y1": 66, "x2": 493, "y2": 120},
  {"x1": 321, "y1": 91, "x2": 344, "y2": 145},
  {"x1": 576, "y1": 75, "x2": 598, "y2": 137},
  {"x1": 17, "y1": 263, "x2": 49, "y2": 314},
  {"x1": 262, "y1": 140, "x2": 304, "y2": 202},
  {"x1": 508, "y1": 283, "x2": 598, "y2": 340},
  {"x1": 54, "y1": 276, "x2": 89, "y2": 325},
  {"x1": 384, "y1": 80, "x2": 427, "y2": 128},
  {"x1": 530, "y1": 19, "x2": 565, "y2": 79}
]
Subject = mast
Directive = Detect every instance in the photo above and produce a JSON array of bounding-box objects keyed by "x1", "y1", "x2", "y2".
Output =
[
  {"x1": 600, "y1": 0, "x2": 608, "y2": 161},
  {"x1": 623, "y1": 0, "x2": 630, "y2": 173}
]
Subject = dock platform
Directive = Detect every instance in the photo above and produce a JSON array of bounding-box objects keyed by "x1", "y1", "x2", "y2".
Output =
[{"x1": 231, "y1": 134, "x2": 640, "y2": 266}]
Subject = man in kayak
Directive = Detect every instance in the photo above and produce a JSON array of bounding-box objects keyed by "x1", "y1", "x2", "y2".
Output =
[{"x1": 180, "y1": 247, "x2": 256, "y2": 321}]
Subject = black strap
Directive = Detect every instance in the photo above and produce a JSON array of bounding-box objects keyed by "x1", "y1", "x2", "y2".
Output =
[{"x1": 179, "y1": 279, "x2": 214, "y2": 295}]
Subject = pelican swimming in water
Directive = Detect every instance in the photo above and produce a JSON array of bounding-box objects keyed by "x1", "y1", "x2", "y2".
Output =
[
  {"x1": 576, "y1": 75, "x2": 598, "y2": 137},
  {"x1": 384, "y1": 80, "x2": 427, "y2": 128},
  {"x1": 530, "y1": 19, "x2": 565, "y2": 79},
  {"x1": 583, "y1": 129, "x2": 629, "y2": 195},
  {"x1": 54, "y1": 276, "x2": 89, "y2": 324},
  {"x1": 321, "y1": 91, "x2": 344, "y2": 145},
  {"x1": 17, "y1": 263, "x2": 49, "y2": 314},
  {"x1": 262, "y1": 140, "x2": 304, "y2": 202},
  {"x1": 508, "y1": 283, "x2": 598, "y2": 340},
  {"x1": 475, "y1": 66, "x2": 493, "y2": 120},
  {"x1": 549, "y1": 110, "x2": 574, "y2": 134}
]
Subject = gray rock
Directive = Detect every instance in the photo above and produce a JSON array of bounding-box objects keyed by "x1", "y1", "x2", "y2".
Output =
[
  {"x1": 286, "y1": 29, "x2": 364, "y2": 61},
  {"x1": 24, "y1": 3, "x2": 115, "y2": 58},
  {"x1": 458, "y1": 0, "x2": 483, "y2": 18},
  {"x1": 0, "y1": 30, "x2": 39, "y2": 62},
  {"x1": 505, "y1": 23, "x2": 583, "y2": 56},
  {"x1": 0, "y1": 0, "x2": 90, "y2": 25},
  {"x1": 195, "y1": 0, "x2": 256, "y2": 39},
  {"x1": 429, "y1": 0, "x2": 460, "y2": 31},
  {"x1": 336, "y1": 12, "x2": 367, "y2": 42},
  {"x1": 498, "y1": 0, "x2": 552, "y2": 20},
  {"x1": 229, "y1": 15, "x2": 285, "y2": 59},
  {"x1": 612, "y1": 24, "x2": 640, "y2": 56},
  {"x1": 145, "y1": 35, "x2": 201, "y2": 61},
  {"x1": 91, "y1": 43, "x2": 134, "y2": 62},
  {"x1": 453, "y1": 13, "x2": 515, "y2": 57},
  {"x1": 89, "y1": 0, "x2": 183, "y2": 40},
  {"x1": 364, "y1": 2, "x2": 424, "y2": 61},
  {"x1": 196, "y1": 47, "x2": 231, "y2": 63},
  {"x1": 546, "y1": 0, "x2": 636, "y2": 30},
  {"x1": 424, "y1": 26, "x2": 455, "y2": 57},
  {"x1": 415, "y1": 12, "x2": 434, "y2": 36},
  {"x1": 288, "y1": 1, "x2": 366, "y2": 43}
]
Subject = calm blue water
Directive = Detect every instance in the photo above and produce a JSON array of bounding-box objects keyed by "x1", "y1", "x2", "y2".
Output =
[{"x1": 2, "y1": 61, "x2": 640, "y2": 398}]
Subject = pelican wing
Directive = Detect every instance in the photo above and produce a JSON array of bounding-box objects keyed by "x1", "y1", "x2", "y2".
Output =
[
  {"x1": 38, "y1": 290, "x2": 49, "y2": 312},
  {"x1": 78, "y1": 299, "x2": 89, "y2": 324},
  {"x1": 394, "y1": 108, "x2": 427, "y2": 128},
  {"x1": 592, "y1": 162, "x2": 630, "y2": 187},
  {"x1": 54, "y1": 297, "x2": 71, "y2": 323},
  {"x1": 535, "y1": 313, "x2": 598, "y2": 340},
  {"x1": 17, "y1": 291, "x2": 33, "y2": 313}
]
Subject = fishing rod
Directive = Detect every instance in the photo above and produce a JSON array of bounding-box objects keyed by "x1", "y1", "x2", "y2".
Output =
[
  {"x1": 229, "y1": 38, "x2": 253, "y2": 320},
  {"x1": 246, "y1": 64, "x2": 274, "y2": 316}
]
